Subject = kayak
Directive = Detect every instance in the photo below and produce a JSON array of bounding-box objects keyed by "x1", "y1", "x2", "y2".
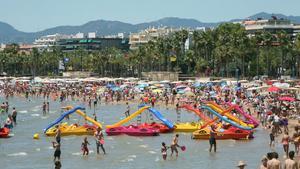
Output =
[
  {"x1": 45, "y1": 123, "x2": 96, "y2": 136},
  {"x1": 192, "y1": 126, "x2": 253, "y2": 140},
  {"x1": 139, "y1": 122, "x2": 173, "y2": 133},
  {"x1": 174, "y1": 122, "x2": 202, "y2": 132},
  {"x1": 0, "y1": 127, "x2": 10, "y2": 138},
  {"x1": 106, "y1": 125, "x2": 159, "y2": 136}
]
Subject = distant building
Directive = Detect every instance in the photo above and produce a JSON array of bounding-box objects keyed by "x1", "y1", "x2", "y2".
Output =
[
  {"x1": 57, "y1": 37, "x2": 130, "y2": 51},
  {"x1": 0, "y1": 44, "x2": 6, "y2": 51},
  {"x1": 129, "y1": 27, "x2": 178, "y2": 50},
  {"x1": 241, "y1": 18, "x2": 298, "y2": 38},
  {"x1": 33, "y1": 33, "x2": 71, "y2": 50},
  {"x1": 88, "y1": 32, "x2": 96, "y2": 38}
]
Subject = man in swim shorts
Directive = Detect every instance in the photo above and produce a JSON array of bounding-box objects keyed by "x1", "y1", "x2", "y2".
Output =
[{"x1": 171, "y1": 134, "x2": 179, "y2": 157}]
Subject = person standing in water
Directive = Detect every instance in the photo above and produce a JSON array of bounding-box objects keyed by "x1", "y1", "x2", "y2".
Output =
[
  {"x1": 52, "y1": 141, "x2": 61, "y2": 162},
  {"x1": 94, "y1": 127, "x2": 106, "y2": 154},
  {"x1": 125, "y1": 102, "x2": 130, "y2": 117},
  {"x1": 55, "y1": 126, "x2": 61, "y2": 144},
  {"x1": 11, "y1": 107, "x2": 17, "y2": 126},
  {"x1": 81, "y1": 137, "x2": 90, "y2": 156},
  {"x1": 42, "y1": 102, "x2": 47, "y2": 116},
  {"x1": 161, "y1": 142, "x2": 169, "y2": 160},
  {"x1": 5, "y1": 101, "x2": 9, "y2": 113},
  {"x1": 47, "y1": 102, "x2": 50, "y2": 113},
  {"x1": 209, "y1": 125, "x2": 217, "y2": 153},
  {"x1": 282, "y1": 131, "x2": 290, "y2": 157},
  {"x1": 170, "y1": 134, "x2": 180, "y2": 157}
]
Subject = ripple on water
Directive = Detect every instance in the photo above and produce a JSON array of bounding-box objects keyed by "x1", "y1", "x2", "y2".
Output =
[{"x1": 7, "y1": 152, "x2": 27, "y2": 157}]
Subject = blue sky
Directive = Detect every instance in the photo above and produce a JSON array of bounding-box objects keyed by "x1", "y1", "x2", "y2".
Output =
[{"x1": 0, "y1": 0, "x2": 299, "y2": 32}]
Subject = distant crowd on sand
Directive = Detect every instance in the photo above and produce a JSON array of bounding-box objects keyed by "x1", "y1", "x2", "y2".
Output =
[{"x1": 1, "y1": 78, "x2": 300, "y2": 168}]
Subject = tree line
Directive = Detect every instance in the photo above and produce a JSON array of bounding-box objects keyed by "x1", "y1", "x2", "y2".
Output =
[{"x1": 1, "y1": 23, "x2": 300, "y2": 78}]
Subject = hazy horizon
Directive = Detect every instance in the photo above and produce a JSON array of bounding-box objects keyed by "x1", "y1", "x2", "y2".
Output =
[{"x1": 1, "y1": 0, "x2": 300, "y2": 32}]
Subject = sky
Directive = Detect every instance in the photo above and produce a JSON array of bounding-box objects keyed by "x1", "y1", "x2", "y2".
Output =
[{"x1": 0, "y1": 0, "x2": 299, "y2": 32}]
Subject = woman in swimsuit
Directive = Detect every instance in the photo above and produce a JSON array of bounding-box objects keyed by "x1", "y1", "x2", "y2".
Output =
[
  {"x1": 282, "y1": 131, "x2": 290, "y2": 157},
  {"x1": 161, "y1": 142, "x2": 169, "y2": 160}
]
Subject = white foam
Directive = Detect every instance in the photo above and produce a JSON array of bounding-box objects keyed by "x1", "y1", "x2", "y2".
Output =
[
  {"x1": 137, "y1": 138, "x2": 143, "y2": 142},
  {"x1": 126, "y1": 142, "x2": 131, "y2": 145},
  {"x1": 36, "y1": 148, "x2": 41, "y2": 151},
  {"x1": 139, "y1": 144, "x2": 148, "y2": 148},
  {"x1": 31, "y1": 108, "x2": 39, "y2": 112},
  {"x1": 19, "y1": 110, "x2": 28, "y2": 114},
  {"x1": 31, "y1": 114, "x2": 40, "y2": 117},
  {"x1": 41, "y1": 116, "x2": 48, "y2": 119},
  {"x1": 7, "y1": 152, "x2": 27, "y2": 156},
  {"x1": 128, "y1": 155, "x2": 137, "y2": 158},
  {"x1": 107, "y1": 137, "x2": 114, "y2": 140},
  {"x1": 155, "y1": 157, "x2": 160, "y2": 162},
  {"x1": 72, "y1": 152, "x2": 81, "y2": 156},
  {"x1": 127, "y1": 158, "x2": 134, "y2": 162},
  {"x1": 148, "y1": 151, "x2": 157, "y2": 154}
]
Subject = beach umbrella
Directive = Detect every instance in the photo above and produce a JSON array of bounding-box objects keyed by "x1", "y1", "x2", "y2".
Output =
[
  {"x1": 183, "y1": 87, "x2": 191, "y2": 92},
  {"x1": 177, "y1": 90, "x2": 185, "y2": 94},
  {"x1": 152, "y1": 89, "x2": 163, "y2": 93},
  {"x1": 278, "y1": 97, "x2": 295, "y2": 102},
  {"x1": 273, "y1": 82, "x2": 290, "y2": 89},
  {"x1": 112, "y1": 87, "x2": 121, "y2": 91},
  {"x1": 268, "y1": 86, "x2": 280, "y2": 92},
  {"x1": 184, "y1": 91, "x2": 195, "y2": 97}
]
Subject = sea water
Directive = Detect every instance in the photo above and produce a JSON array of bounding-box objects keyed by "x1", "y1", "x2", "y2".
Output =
[{"x1": 0, "y1": 97, "x2": 278, "y2": 169}]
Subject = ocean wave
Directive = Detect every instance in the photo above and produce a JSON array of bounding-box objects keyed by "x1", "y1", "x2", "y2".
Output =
[
  {"x1": 139, "y1": 144, "x2": 148, "y2": 148},
  {"x1": 7, "y1": 152, "x2": 27, "y2": 156},
  {"x1": 148, "y1": 151, "x2": 156, "y2": 154},
  {"x1": 31, "y1": 114, "x2": 40, "y2": 117},
  {"x1": 19, "y1": 110, "x2": 28, "y2": 114}
]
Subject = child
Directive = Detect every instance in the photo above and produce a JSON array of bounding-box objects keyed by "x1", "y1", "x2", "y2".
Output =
[
  {"x1": 81, "y1": 137, "x2": 90, "y2": 155},
  {"x1": 161, "y1": 142, "x2": 169, "y2": 160}
]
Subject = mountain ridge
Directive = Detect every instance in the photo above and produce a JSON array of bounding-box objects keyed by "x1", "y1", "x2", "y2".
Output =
[{"x1": 1, "y1": 12, "x2": 300, "y2": 43}]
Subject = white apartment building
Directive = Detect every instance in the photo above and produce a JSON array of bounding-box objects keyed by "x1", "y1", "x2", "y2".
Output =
[
  {"x1": 33, "y1": 33, "x2": 71, "y2": 49},
  {"x1": 129, "y1": 27, "x2": 177, "y2": 50}
]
